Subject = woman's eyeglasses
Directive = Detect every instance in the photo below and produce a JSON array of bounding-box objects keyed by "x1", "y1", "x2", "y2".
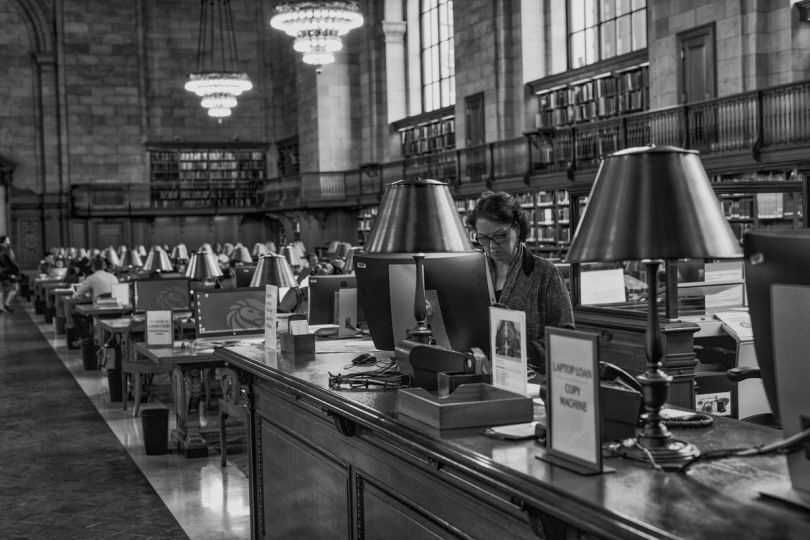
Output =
[{"x1": 474, "y1": 228, "x2": 511, "y2": 247}]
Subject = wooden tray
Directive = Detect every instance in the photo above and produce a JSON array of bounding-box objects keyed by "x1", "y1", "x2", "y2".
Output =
[{"x1": 396, "y1": 383, "x2": 533, "y2": 431}]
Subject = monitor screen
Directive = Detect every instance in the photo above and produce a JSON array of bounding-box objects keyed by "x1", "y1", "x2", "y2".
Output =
[
  {"x1": 194, "y1": 287, "x2": 266, "y2": 338},
  {"x1": 308, "y1": 275, "x2": 361, "y2": 325},
  {"x1": 131, "y1": 278, "x2": 191, "y2": 313},
  {"x1": 744, "y1": 228, "x2": 810, "y2": 424},
  {"x1": 355, "y1": 251, "x2": 494, "y2": 356},
  {"x1": 234, "y1": 265, "x2": 257, "y2": 288}
]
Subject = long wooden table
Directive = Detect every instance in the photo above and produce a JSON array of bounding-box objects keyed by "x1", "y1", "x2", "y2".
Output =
[
  {"x1": 218, "y1": 343, "x2": 810, "y2": 540},
  {"x1": 134, "y1": 342, "x2": 221, "y2": 458}
]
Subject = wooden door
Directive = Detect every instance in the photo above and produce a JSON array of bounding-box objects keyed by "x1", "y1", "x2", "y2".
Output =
[{"x1": 679, "y1": 25, "x2": 716, "y2": 150}]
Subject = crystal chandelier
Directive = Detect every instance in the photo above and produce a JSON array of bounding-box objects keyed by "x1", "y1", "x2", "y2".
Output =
[
  {"x1": 185, "y1": 0, "x2": 253, "y2": 120},
  {"x1": 270, "y1": 1, "x2": 364, "y2": 70}
]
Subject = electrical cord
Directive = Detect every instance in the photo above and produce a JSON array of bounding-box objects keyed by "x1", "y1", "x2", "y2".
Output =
[
  {"x1": 329, "y1": 357, "x2": 411, "y2": 389},
  {"x1": 607, "y1": 425, "x2": 810, "y2": 473}
]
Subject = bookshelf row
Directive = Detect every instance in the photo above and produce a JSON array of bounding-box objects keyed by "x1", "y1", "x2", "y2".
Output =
[
  {"x1": 534, "y1": 63, "x2": 649, "y2": 129},
  {"x1": 149, "y1": 146, "x2": 267, "y2": 184},
  {"x1": 400, "y1": 117, "x2": 456, "y2": 158}
]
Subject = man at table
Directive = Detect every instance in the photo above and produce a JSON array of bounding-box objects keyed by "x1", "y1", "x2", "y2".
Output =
[{"x1": 72, "y1": 257, "x2": 118, "y2": 302}]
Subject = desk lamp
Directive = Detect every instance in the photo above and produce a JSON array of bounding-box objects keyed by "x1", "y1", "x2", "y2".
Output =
[
  {"x1": 103, "y1": 246, "x2": 122, "y2": 270},
  {"x1": 142, "y1": 246, "x2": 174, "y2": 274},
  {"x1": 361, "y1": 177, "x2": 473, "y2": 344},
  {"x1": 170, "y1": 243, "x2": 189, "y2": 265},
  {"x1": 185, "y1": 248, "x2": 223, "y2": 286},
  {"x1": 250, "y1": 254, "x2": 301, "y2": 312},
  {"x1": 230, "y1": 245, "x2": 253, "y2": 265},
  {"x1": 122, "y1": 249, "x2": 143, "y2": 269},
  {"x1": 134, "y1": 245, "x2": 147, "y2": 257},
  {"x1": 252, "y1": 242, "x2": 268, "y2": 257},
  {"x1": 566, "y1": 146, "x2": 742, "y2": 468}
]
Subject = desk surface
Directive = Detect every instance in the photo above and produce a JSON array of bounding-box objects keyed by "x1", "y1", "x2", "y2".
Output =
[
  {"x1": 135, "y1": 342, "x2": 218, "y2": 366},
  {"x1": 218, "y1": 344, "x2": 810, "y2": 540},
  {"x1": 74, "y1": 303, "x2": 133, "y2": 316}
]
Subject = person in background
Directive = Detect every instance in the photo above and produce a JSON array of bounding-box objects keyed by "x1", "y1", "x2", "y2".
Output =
[
  {"x1": 465, "y1": 191, "x2": 575, "y2": 372},
  {"x1": 0, "y1": 235, "x2": 21, "y2": 313},
  {"x1": 72, "y1": 257, "x2": 118, "y2": 302}
]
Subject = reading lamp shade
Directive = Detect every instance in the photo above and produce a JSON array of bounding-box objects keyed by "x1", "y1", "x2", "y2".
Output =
[
  {"x1": 250, "y1": 254, "x2": 297, "y2": 288},
  {"x1": 142, "y1": 246, "x2": 174, "y2": 272},
  {"x1": 229, "y1": 245, "x2": 253, "y2": 264},
  {"x1": 364, "y1": 178, "x2": 473, "y2": 253},
  {"x1": 185, "y1": 248, "x2": 223, "y2": 280},
  {"x1": 103, "y1": 246, "x2": 122, "y2": 268},
  {"x1": 566, "y1": 146, "x2": 742, "y2": 262},
  {"x1": 170, "y1": 243, "x2": 189, "y2": 262},
  {"x1": 252, "y1": 242, "x2": 268, "y2": 257},
  {"x1": 123, "y1": 250, "x2": 143, "y2": 268}
]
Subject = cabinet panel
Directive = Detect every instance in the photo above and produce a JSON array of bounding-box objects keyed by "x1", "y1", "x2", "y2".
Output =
[
  {"x1": 259, "y1": 419, "x2": 351, "y2": 539},
  {"x1": 362, "y1": 483, "x2": 448, "y2": 540}
]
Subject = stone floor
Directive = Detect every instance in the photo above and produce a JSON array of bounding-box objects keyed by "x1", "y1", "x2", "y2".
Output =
[{"x1": 0, "y1": 299, "x2": 250, "y2": 540}]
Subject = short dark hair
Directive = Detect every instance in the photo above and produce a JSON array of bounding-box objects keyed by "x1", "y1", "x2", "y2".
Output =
[
  {"x1": 0, "y1": 235, "x2": 8, "y2": 244},
  {"x1": 465, "y1": 191, "x2": 530, "y2": 242},
  {"x1": 91, "y1": 257, "x2": 107, "y2": 271}
]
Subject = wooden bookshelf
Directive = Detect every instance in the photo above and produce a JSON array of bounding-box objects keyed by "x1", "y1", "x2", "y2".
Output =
[
  {"x1": 534, "y1": 63, "x2": 649, "y2": 129},
  {"x1": 400, "y1": 116, "x2": 456, "y2": 158}
]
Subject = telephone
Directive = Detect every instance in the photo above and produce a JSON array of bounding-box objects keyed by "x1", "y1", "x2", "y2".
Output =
[{"x1": 599, "y1": 361, "x2": 642, "y2": 393}]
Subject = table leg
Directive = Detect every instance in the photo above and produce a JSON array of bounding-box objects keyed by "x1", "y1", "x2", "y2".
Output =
[{"x1": 170, "y1": 366, "x2": 208, "y2": 458}]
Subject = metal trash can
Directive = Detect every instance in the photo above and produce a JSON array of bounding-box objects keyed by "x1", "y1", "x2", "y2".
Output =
[
  {"x1": 141, "y1": 408, "x2": 169, "y2": 455},
  {"x1": 107, "y1": 368, "x2": 123, "y2": 402}
]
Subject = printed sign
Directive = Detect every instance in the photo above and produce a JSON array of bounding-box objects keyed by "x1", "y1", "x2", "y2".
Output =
[
  {"x1": 146, "y1": 310, "x2": 173, "y2": 347},
  {"x1": 264, "y1": 285, "x2": 278, "y2": 351},
  {"x1": 542, "y1": 327, "x2": 603, "y2": 475},
  {"x1": 110, "y1": 283, "x2": 130, "y2": 305}
]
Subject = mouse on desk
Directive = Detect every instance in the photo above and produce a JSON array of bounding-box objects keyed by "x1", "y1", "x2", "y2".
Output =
[{"x1": 351, "y1": 352, "x2": 377, "y2": 365}]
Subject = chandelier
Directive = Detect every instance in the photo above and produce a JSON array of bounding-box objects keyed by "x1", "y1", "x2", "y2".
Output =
[
  {"x1": 270, "y1": 1, "x2": 364, "y2": 70},
  {"x1": 185, "y1": 0, "x2": 253, "y2": 120}
]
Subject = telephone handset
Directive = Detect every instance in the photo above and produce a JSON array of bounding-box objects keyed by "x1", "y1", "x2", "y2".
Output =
[{"x1": 599, "y1": 361, "x2": 642, "y2": 393}]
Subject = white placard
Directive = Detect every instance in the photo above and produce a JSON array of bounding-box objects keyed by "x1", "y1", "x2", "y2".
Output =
[
  {"x1": 264, "y1": 285, "x2": 278, "y2": 351},
  {"x1": 580, "y1": 268, "x2": 626, "y2": 305},
  {"x1": 489, "y1": 306, "x2": 528, "y2": 396},
  {"x1": 544, "y1": 327, "x2": 602, "y2": 475},
  {"x1": 110, "y1": 283, "x2": 130, "y2": 305},
  {"x1": 146, "y1": 310, "x2": 173, "y2": 347}
]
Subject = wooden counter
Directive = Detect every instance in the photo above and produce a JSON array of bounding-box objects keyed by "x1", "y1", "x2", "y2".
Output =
[{"x1": 217, "y1": 344, "x2": 810, "y2": 540}]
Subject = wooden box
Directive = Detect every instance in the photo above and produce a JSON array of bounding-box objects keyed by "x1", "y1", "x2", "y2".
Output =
[
  {"x1": 396, "y1": 383, "x2": 533, "y2": 430},
  {"x1": 279, "y1": 332, "x2": 315, "y2": 357}
]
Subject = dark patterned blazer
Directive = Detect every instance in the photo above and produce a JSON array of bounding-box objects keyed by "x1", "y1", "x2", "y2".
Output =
[{"x1": 493, "y1": 244, "x2": 575, "y2": 371}]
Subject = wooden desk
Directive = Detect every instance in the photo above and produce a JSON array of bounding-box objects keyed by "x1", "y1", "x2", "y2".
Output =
[
  {"x1": 40, "y1": 281, "x2": 67, "y2": 323},
  {"x1": 51, "y1": 288, "x2": 74, "y2": 334},
  {"x1": 134, "y1": 342, "x2": 221, "y2": 458},
  {"x1": 218, "y1": 344, "x2": 810, "y2": 540}
]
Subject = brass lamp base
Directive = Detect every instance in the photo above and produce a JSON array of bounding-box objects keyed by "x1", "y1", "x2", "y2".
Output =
[{"x1": 615, "y1": 437, "x2": 700, "y2": 470}]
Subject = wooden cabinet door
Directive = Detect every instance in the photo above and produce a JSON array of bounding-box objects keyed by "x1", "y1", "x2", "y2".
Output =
[{"x1": 259, "y1": 420, "x2": 351, "y2": 539}]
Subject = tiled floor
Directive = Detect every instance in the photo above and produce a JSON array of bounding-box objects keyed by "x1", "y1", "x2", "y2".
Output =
[{"x1": 1, "y1": 300, "x2": 250, "y2": 540}]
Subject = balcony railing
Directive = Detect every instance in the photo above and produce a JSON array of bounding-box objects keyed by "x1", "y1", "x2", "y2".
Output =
[{"x1": 69, "y1": 79, "x2": 810, "y2": 215}]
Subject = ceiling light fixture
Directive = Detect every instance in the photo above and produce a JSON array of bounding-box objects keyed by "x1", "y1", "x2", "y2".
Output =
[
  {"x1": 269, "y1": 1, "x2": 364, "y2": 71},
  {"x1": 185, "y1": 0, "x2": 253, "y2": 120}
]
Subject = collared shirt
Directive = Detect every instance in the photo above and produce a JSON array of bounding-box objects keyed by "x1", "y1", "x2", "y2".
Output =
[
  {"x1": 72, "y1": 270, "x2": 119, "y2": 301},
  {"x1": 493, "y1": 244, "x2": 575, "y2": 370}
]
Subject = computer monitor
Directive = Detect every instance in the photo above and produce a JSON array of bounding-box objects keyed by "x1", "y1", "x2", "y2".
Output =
[
  {"x1": 194, "y1": 287, "x2": 265, "y2": 338},
  {"x1": 355, "y1": 251, "x2": 494, "y2": 356},
  {"x1": 745, "y1": 228, "x2": 810, "y2": 508},
  {"x1": 308, "y1": 274, "x2": 361, "y2": 325},
  {"x1": 131, "y1": 277, "x2": 191, "y2": 313},
  {"x1": 233, "y1": 265, "x2": 257, "y2": 288}
]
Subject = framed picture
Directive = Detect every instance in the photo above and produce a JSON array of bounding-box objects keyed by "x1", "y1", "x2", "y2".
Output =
[{"x1": 489, "y1": 306, "x2": 528, "y2": 396}]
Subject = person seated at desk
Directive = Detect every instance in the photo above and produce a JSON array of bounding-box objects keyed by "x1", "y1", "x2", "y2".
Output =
[
  {"x1": 47, "y1": 258, "x2": 68, "y2": 280},
  {"x1": 465, "y1": 191, "x2": 575, "y2": 372},
  {"x1": 72, "y1": 257, "x2": 118, "y2": 302}
]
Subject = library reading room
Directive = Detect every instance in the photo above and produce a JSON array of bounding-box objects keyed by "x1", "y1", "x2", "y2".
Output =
[{"x1": 3, "y1": 1, "x2": 810, "y2": 539}]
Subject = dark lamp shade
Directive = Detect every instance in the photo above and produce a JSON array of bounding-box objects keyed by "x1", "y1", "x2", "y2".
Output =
[
  {"x1": 185, "y1": 249, "x2": 223, "y2": 280},
  {"x1": 250, "y1": 254, "x2": 297, "y2": 288},
  {"x1": 123, "y1": 250, "x2": 143, "y2": 268},
  {"x1": 142, "y1": 246, "x2": 174, "y2": 272},
  {"x1": 363, "y1": 178, "x2": 473, "y2": 253},
  {"x1": 567, "y1": 146, "x2": 743, "y2": 262}
]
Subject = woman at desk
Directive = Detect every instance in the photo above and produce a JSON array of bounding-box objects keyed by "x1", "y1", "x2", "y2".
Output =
[{"x1": 466, "y1": 191, "x2": 575, "y2": 372}]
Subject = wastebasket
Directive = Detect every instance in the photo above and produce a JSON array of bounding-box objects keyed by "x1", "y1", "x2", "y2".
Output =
[
  {"x1": 141, "y1": 408, "x2": 169, "y2": 455},
  {"x1": 54, "y1": 315, "x2": 66, "y2": 335},
  {"x1": 66, "y1": 326, "x2": 80, "y2": 349},
  {"x1": 107, "y1": 368, "x2": 122, "y2": 402},
  {"x1": 81, "y1": 338, "x2": 99, "y2": 370}
]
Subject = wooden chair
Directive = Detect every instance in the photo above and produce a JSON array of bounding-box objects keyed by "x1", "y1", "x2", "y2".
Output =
[
  {"x1": 218, "y1": 369, "x2": 247, "y2": 467},
  {"x1": 123, "y1": 336, "x2": 173, "y2": 416}
]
